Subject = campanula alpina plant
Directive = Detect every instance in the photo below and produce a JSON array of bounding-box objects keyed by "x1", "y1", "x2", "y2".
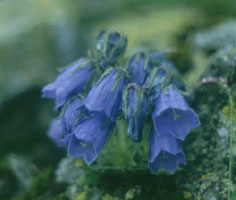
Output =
[{"x1": 43, "y1": 29, "x2": 200, "y2": 173}]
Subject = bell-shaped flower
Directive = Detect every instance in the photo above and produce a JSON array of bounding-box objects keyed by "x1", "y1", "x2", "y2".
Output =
[
  {"x1": 123, "y1": 84, "x2": 148, "y2": 141},
  {"x1": 145, "y1": 67, "x2": 169, "y2": 103},
  {"x1": 97, "y1": 29, "x2": 127, "y2": 66},
  {"x1": 152, "y1": 85, "x2": 200, "y2": 140},
  {"x1": 65, "y1": 114, "x2": 112, "y2": 165},
  {"x1": 149, "y1": 129, "x2": 185, "y2": 172},
  {"x1": 128, "y1": 52, "x2": 152, "y2": 85},
  {"x1": 42, "y1": 58, "x2": 93, "y2": 108},
  {"x1": 148, "y1": 51, "x2": 175, "y2": 71},
  {"x1": 48, "y1": 119, "x2": 66, "y2": 147},
  {"x1": 85, "y1": 68, "x2": 125, "y2": 122},
  {"x1": 61, "y1": 96, "x2": 90, "y2": 135}
]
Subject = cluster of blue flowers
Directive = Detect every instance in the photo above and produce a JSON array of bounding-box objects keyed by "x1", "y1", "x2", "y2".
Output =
[{"x1": 42, "y1": 30, "x2": 200, "y2": 172}]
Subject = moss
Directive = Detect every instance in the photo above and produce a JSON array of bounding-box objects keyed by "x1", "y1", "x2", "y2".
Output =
[
  {"x1": 181, "y1": 45, "x2": 236, "y2": 199},
  {"x1": 101, "y1": 194, "x2": 113, "y2": 200},
  {"x1": 201, "y1": 173, "x2": 212, "y2": 180},
  {"x1": 183, "y1": 191, "x2": 192, "y2": 199},
  {"x1": 222, "y1": 104, "x2": 236, "y2": 122},
  {"x1": 73, "y1": 185, "x2": 89, "y2": 200},
  {"x1": 12, "y1": 192, "x2": 68, "y2": 200}
]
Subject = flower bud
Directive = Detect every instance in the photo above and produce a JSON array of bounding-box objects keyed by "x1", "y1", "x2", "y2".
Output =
[
  {"x1": 128, "y1": 52, "x2": 152, "y2": 85},
  {"x1": 123, "y1": 84, "x2": 148, "y2": 141},
  {"x1": 97, "y1": 29, "x2": 127, "y2": 66}
]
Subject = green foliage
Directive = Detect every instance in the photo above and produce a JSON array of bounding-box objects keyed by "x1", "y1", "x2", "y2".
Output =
[
  {"x1": 11, "y1": 166, "x2": 68, "y2": 200},
  {"x1": 96, "y1": 118, "x2": 149, "y2": 169},
  {"x1": 31, "y1": 167, "x2": 53, "y2": 196}
]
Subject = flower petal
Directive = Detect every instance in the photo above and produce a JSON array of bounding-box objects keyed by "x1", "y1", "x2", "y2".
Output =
[
  {"x1": 42, "y1": 58, "x2": 93, "y2": 108},
  {"x1": 48, "y1": 119, "x2": 66, "y2": 147},
  {"x1": 152, "y1": 85, "x2": 200, "y2": 140},
  {"x1": 128, "y1": 53, "x2": 152, "y2": 85},
  {"x1": 124, "y1": 86, "x2": 148, "y2": 141},
  {"x1": 85, "y1": 69, "x2": 124, "y2": 121},
  {"x1": 67, "y1": 115, "x2": 112, "y2": 165},
  {"x1": 149, "y1": 130, "x2": 183, "y2": 162},
  {"x1": 149, "y1": 129, "x2": 186, "y2": 172}
]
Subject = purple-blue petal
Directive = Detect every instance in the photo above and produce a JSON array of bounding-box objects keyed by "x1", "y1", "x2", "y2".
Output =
[
  {"x1": 148, "y1": 130, "x2": 185, "y2": 172},
  {"x1": 42, "y1": 58, "x2": 93, "y2": 108},
  {"x1": 126, "y1": 87, "x2": 148, "y2": 141},
  {"x1": 149, "y1": 130, "x2": 183, "y2": 162},
  {"x1": 67, "y1": 115, "x2": 112, "y2": 165},
  {"x1": 48, "y1": 119, "x2": 66, "y2": 147},
  {"x1": 152, "y1": 85, "x2": 200, "y2": 140},
  {"x1": 145, "y1": 68, "x2": 167, "y2": 103},
  {"x1": 61, "y1": 97, "x2": 86, "y2": 135},
  {"x1": 85, "y1": 69, "x2": 124, "y2": 121},
  {"x1": 42, "y1": 83, "x2": 56, "y2": 98},
  {"x1": 149, "y1": 151, "x2": 186, "y2": 173},
  {"x1": 96, "y1": 30, "x2": 127, "y2": 67},
  {"x1": 149, "y1": 51, "x2": 176, "y2": 72},
  {"x1": 68, "y1": 135, "x2": 97, "y2": 165},
  {"x1": 128, "y1": 53, "x2": 152, "y2": 86}
]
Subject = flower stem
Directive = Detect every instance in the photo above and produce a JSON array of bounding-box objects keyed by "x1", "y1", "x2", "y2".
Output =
[{"x1": 227, "y1": 91, "x2": 234, "y2": 200}]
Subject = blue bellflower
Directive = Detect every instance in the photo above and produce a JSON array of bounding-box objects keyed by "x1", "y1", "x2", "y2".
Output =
[
  {"x1": 149, "y1": 130, "x2": 186, "y2": 172},
  {"x1": 128, "y1": 53, "x2": 152, "y2": 86},
  {"x1": 123, "y1": 85, "x2": 148, "y2": 141},
  {"x1": 42, "y1": 58, "x2": 93, "y2": 108},
  {"x1": 65, "y1": 114, "x2": 112, "y2": 165},
  {"x1": 61, "y1": 96, "x2": 90, "y2": 135},
  {"x1": 85, "y1": 68, "x2": 125, "y2": 122},
  {"x1": 97, "y1": 30, "x2": 127, "y2": 66},
  {"x1": 152, "y1": 85, "x2": 200, "y2": 140},
  {"x1": 145, "y1": 67, "x2": 168, "y2": 103},
  {"x1": 48, "y1": 119, "x2": 66, "y2": 147},
  {"x1": 149, "y1": 51, "x2": 176, "y2": 72}
]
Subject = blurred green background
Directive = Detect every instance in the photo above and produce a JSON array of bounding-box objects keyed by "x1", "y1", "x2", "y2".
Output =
[{"x1": 1, "y1": 0, "x2": 236, "y2": 199}]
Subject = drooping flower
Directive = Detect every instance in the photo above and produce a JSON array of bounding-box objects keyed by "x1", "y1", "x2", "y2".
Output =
[
  {"x1": 123, "y1": 84, "x2": 148, "y2": 141},
  {"x1": 42, "y1": 58, "x2": 93, "y2": 108},
  {"x1": 149, "y1": 129, "x2": 186, "y2": 172},
  {"x1": 85, "y1": 68, "x2": 125, "y2": 122},
  {"x1": 148, "y1": 51, "x2": 176, "y2": 71},
  {"x1": 145, "y1": 67, "x2": 169, "y2": 103},
  {"x1": 97, "y1": 29, "x2": 127, "y2": 67},
  {"x1": 65, "y1": 114, "x2": 112, "y2": 165},
  {"x1": 61, "y1": 96, "x2": 90, "y2": 135},
  {"x1": 152, "y1": 85, "x2": 200, "y2": 140},
  {"x1": 48, "y1": 119, "x2": 66, "y2": 147},
  {"x1": 128, "y1": 52, "x2": 152, "y2": 85}
]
